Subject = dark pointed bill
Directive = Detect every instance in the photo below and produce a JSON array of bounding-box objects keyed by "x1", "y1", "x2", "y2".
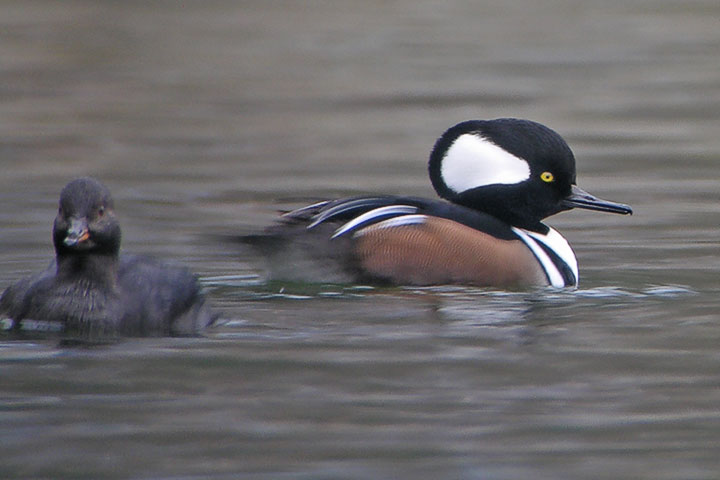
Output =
[
  {"x1": 64, "y1": 218, "x2": 91, "y2": 246},
  {"x1": 562, "y1": 185, "x2": 633, "y2": 215}
]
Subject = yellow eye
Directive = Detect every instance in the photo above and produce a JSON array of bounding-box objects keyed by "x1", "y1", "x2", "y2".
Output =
[{"x1": 540, "y1": 171, "x2": 554, "y2": 183}]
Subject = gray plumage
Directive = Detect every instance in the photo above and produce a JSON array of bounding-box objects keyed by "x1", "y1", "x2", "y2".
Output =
[{"x1": 1, "y1": 177, "x2": 217, "y2": 337}]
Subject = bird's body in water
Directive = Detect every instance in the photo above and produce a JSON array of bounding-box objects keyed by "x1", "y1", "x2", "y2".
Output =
[
  {"x1": 242, "y1": 119, "x2": 632, "y2": 288},
  {"x1": 1, "y1": 177, "x2": 217, "y2": 338}
]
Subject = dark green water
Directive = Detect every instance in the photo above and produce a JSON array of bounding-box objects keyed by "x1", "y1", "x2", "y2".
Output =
[{"x1": 1, "y1": 1, "x2": 719, "y2": 478}]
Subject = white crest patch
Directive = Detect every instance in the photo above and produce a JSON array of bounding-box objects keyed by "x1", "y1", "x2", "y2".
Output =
[
  {"x1": 512, "y1": 226, "x2": 578, "y2": 288},
  {"x1": 441, "y1": 133, "x2": 531, "y2": 193}
]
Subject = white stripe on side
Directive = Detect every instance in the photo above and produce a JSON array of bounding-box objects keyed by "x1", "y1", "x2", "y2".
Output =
[
  {"x1": 351, "y1": 214, "x2": 428, "y2": 237},
  {"x1": 331, "y1": 205, "x2": 418, "y2": 238},
  {"x1": 511, "y1": 226, "x2": 578, "y2": 288}
]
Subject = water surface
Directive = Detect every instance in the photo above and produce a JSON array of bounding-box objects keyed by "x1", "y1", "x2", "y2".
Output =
[{"x1": 1, "y1": 1, "x2": 719, "y2": 479}]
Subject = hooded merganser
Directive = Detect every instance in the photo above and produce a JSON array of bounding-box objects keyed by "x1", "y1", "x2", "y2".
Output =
[
  {"x1": 246, "y1": 118, "x2": 632, "y2": 288},
  {"x1": 1, "y1": 177, "x2": 218, "y2": 337}
]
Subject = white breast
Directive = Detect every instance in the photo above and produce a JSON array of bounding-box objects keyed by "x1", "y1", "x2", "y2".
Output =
[{"x1": 511, "y1": 226, "x2": 579, "y2": 287}]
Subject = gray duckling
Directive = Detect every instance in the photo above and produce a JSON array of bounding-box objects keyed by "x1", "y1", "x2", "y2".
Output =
[{"x1": 1, "y1": 177, "x2": 217, "y2": 337}]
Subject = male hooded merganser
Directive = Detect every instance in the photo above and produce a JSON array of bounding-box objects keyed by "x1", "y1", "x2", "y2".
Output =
[
  {"x1": 1, "y1": 177, "x2": 217, "y2": 337},
  {"x1": 246, "y1": 119, "x2": 632, "y2": 288}
]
